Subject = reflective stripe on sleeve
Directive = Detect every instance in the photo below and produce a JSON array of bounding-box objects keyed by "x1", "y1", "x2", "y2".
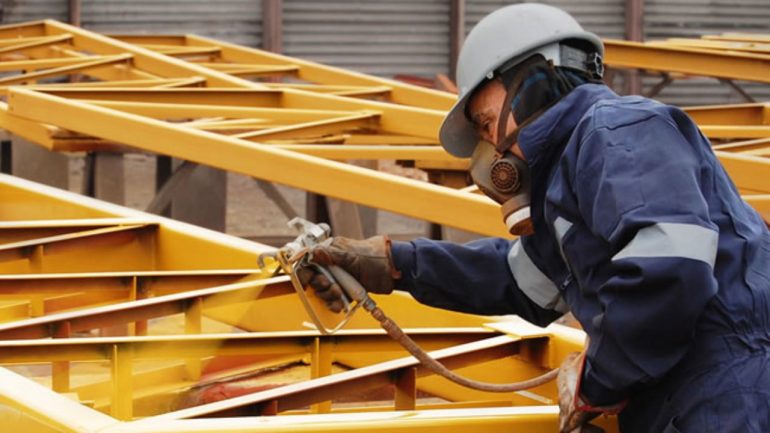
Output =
[
  {"x1": 507, "y1": 241, "x2": 569, "y2": 313},
  {"x1": 612, "y1": 222, "x2": 718, "y2": 267},
  {"x1": 553, "y1": 216, "x2": 573, "y2": 245}
]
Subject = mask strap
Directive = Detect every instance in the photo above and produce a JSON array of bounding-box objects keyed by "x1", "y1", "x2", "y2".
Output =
[{"x1": 494, "y1": 54, "x2": 550, "y2": 155}]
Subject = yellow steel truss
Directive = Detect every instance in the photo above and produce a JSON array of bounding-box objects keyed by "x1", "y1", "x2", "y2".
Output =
[{"x1": 0, "y1": 173, "x2": 606, "y2": 432}]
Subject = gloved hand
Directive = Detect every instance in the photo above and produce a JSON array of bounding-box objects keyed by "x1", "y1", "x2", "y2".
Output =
[
  {"x1": 558, "y1": 351, "x2": 624, "y2": 433},
  {"x1": 296, "y1": 235, "x2": 401, "y2": 313}
]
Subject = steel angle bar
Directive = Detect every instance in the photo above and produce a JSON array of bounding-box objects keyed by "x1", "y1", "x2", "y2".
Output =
[
  {"x1": 7, "y1": 88, "x2": 506, "y2": 237},
  {"x1": 604, "y1": 39, "x2": 770, "y2": 83},
  {"x1": 714, "y1": 151, "x2": 770, "y2": 194}
]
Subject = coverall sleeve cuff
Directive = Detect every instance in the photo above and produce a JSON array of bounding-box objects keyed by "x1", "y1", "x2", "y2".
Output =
[
  {"x1": 390, "y1": 241, "x2": 416, "y2": 292},
  {"x1": 580, "y1": 360, "x2": 627, "y2": 407}
]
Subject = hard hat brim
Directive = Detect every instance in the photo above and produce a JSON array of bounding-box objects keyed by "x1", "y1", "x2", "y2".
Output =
[{"x1": 439, "y1": 92, "x2": 478, "y2": 158}]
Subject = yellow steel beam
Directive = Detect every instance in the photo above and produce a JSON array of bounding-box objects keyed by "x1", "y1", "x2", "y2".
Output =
[
  {"x1": 698, "y1": 125, "x2": 770, "y2": 139},
  {"x1": 713, "y1": 138, "x2": 770, "y2": 156},
  {"x1": 0, "y1": 21, "x2": 48, "y2": 38},
  {"x1": 235, "y1": 112, "x2": 381, "y2": 141},
  {"x1": 21, "y1": 78, "x2": 206, "y2": 89},
  {"x1": 0, "y1": 33, "x2": 72, "y2": 54},
  {"x1": 0, "y1": 56, "x2": 119, "y2": 72},
  {"x1": 261, "y1": 82, "x2": 393, "y2": 97},
  {"x1": 715, "y1": 151, "x2": 770, "y2": 194},
  {"x1": 108, "y1": 35, "x2": 188, "y2": 46},
  {"x1": 684, "y1": 103, "x2": 770, "y2": 126},
  {"x1": 0, "y1": 366, "x2": 118, "y2": 433},
  {"x1": 652, "y1": 38, "x2": 770, "y2": 54},
  {"x1": 0, "y1": 34, "x2": 64, "y2": 47},
  {"x1": 0, "y1": 329, "x2": 492, "y2": 363},
  {"x1": 27, "y1": 87, "x2": 284, "y2": 106},
  {"x1": 275, "y1": 145, "x2": 460, "y2": 161},
  {"x1": 6, "y1": 88, "x2": 506, "y2": 236},
  {"x1": 145, "y1": 46, "x2": 222, "y2": 57},
  {"x1": 0, "y1": 275, "x2": 290, "y2": 339},
  {"x1": 41, "y1": 20, "x2": 258, "y2": 88},
  {"x1": 703, "y1": 33, "x2": 770, "y2": 44},
  {"x1": 744, "y1": 195, "x2": 770, "y2": 218},
  {"x1": 182, "y1": 34, "x2": 456, "y2": 110},
  {"x1": 604, "y1": 39, "x2": 770, "y2": 83},
  {"x1": 0, "y1": 102, "x2": 56, "y2": 149},
  {"x1": 101, "y1": 408, "x2": 574, "y2": 433},
  {"x1": 12, "y1": 85, "x2": 447, "y2": 141},
  {"x1": 81, "y1": 100, "x2": 359, "y2": 122},
  {"x1": 147, "y1": 335, "x2": 525, "y2": 419},
  {"x1": 0, "y1": 53, "x2": 134, "y2": 86}
]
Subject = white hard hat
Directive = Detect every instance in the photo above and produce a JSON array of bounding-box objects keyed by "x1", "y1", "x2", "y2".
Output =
[{"x1": 440, "y1": 3, "x2": 604, "y2": 157}]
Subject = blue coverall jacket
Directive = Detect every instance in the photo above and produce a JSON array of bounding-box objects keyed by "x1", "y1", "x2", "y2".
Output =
[{"x1": 390, "y1": 84, "x2": 770, "y2": 433}]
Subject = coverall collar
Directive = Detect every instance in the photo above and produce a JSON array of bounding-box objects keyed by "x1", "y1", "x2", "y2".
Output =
[{"x1": 517, "y1": 83, "x2": 619, "y2": 170}]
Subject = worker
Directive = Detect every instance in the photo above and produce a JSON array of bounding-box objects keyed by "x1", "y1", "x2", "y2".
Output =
[{"x1": 298, "y1": 4, "x2": 770, "y2": 433}]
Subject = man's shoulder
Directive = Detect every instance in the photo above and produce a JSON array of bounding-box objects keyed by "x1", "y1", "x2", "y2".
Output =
[{"x1": 578, "y1": 95, "x2": 677, "y2": 138}]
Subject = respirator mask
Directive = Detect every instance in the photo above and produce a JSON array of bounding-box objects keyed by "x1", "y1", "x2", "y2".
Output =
[
  {"x1": 470, "y1": 141, "x2": 533, "y2": 236},
  {"x1": 467, "y1": 51, "x2": 594, "y2": 236}
]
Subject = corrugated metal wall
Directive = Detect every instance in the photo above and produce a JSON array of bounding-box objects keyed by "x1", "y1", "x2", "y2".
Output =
[
  {"x1": 1, "y1": 0, "x2": 68, "y2": 23},
  {"x1": 466, "y1": 0, "x2": 626, "y2": 40},
  {"x1": 282, "y1": 0, "x2": 450, "y2": 77},
  {"x1": 80, "y1": 0, "x2": 262, "y2": 47},
  {"x1": 643, "y1": 0, "x2": 770, "y2": 106}
]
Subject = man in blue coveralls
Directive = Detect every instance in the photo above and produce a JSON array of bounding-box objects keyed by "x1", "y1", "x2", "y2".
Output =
[{"x1": 298, "y1": 4, "x2": 770, "y2": 432}]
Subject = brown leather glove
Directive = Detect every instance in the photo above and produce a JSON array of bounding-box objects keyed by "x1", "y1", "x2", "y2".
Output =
[
  {"x1": 558, "y1": 351, "x2": 624, "y2": 433},
  {"x1": 296, "y1": 235, "x2": 401, "y2": 313}
]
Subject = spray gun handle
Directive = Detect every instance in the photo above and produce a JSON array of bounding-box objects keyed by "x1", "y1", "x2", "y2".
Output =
[
  {"x1": 327, "y1": 265, "x2": 369, "y2": 304},
  {"x1": 308, "y1": 263, "x2": 353, "y2": 313}
]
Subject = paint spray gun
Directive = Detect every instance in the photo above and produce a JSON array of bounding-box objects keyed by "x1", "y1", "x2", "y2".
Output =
[
  {"x1": 260, "y1": 217, "x2": 559, "y2": 393},
  {"x1": 261, "y1": 217, "x2": 368, "y2": 334}
]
